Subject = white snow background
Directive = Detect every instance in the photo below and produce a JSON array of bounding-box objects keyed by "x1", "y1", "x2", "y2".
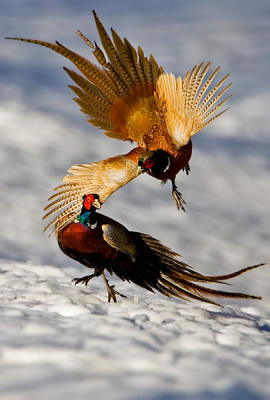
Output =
[{"x1": 1, "y1": 1, "x2": 270, "y2": 399}]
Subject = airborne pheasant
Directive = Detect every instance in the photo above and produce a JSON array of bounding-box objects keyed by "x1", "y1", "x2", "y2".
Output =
[
  {"x1": 7, "y1": 10, "x2": 232, "y2": 227},
  {"x1": 57, "y1": 193, "x2": 263, "y2": 305}
]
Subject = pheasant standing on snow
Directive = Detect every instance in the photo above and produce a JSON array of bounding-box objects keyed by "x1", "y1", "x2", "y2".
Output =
[
  {"x1": 7, "y1": 10, "x2": 232, "y2": 215},
  {"x1": 57, "y1": 193, "x2": 263, "y2": 305}
]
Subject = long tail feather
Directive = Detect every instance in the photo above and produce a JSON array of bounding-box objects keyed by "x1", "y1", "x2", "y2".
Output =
[{"x1": 124, "y1": 232, "x2": 266, "y2": 306}]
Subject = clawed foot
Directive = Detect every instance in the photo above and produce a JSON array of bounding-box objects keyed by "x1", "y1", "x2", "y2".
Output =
[
  {"x1": 102, "y1": 273, "x2": 126, "y2": 303},
  {"x1": 72, "y1": 271, "x2": 126, "y2": 303},
  {"x1": 72, "y1": 272, "x2": 98, "y2": 287},
  {"x1": 172, "y1": 189, "x2": 186, "y2": 211},
  {"x1": 171, "y1": 178, "x2": 186, "y2": 211},
  {"x1": 107, "y1": 284, "x2": 127, "y2": 303}
]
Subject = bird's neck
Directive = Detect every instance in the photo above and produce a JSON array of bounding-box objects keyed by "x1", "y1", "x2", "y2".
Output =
[
  {"x1": 77, "y1": 207, "x2": 97, "y2": 229},
  {"x1": 125, "y1": 147, "x2": 146, "y2": 163}
]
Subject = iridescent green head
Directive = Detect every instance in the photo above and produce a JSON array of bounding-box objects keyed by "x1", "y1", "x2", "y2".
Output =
[{"x1": 76, "y1": 194, "x2": 101, "y2": 229}]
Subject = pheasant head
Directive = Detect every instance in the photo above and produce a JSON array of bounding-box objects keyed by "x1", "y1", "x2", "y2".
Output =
[
  {"x1": 138, "y1": 150, "x2": 171, "y2": 176},
  {"x1": 76, "y1": 194, "x2": 101, "y2": 229}
]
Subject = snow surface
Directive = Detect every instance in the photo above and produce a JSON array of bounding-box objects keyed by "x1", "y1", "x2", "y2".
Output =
[{"x1": 1, "y1": 1, "x2": 270, "y2": 399}]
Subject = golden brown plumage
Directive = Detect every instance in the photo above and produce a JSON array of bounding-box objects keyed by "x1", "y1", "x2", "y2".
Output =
[
  {"x1": 57, "y1": 194, "x2": 264, "y2": 305},
  {"x1": 7, "y1": 13, "x2": 265, "y2": 308},
  {"x1": 7, "y1": 10, "x2": 232, "y2": 210},
  {"x1": 43, "y1": 147, "x2": 145, "y2": 234},
  {"x1": 6, "y1": 13, "x2": 231, "y2": 146}
]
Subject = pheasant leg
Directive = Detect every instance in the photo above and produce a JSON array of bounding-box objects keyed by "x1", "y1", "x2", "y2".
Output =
[
  {"x1": 102, "y1": 272, "x2": 126, "y2": 303},
  {"x1": 72, "y1": 268, "x2": 103, "y2": 286},
  {"x1": 183, "y1": 163, "x2": 190, "y2": 175},
  {"x1": 171, "y1": 177, "x2": 186, "y2": 211}
]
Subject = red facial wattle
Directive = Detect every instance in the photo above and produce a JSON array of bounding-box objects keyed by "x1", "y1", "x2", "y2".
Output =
[
  {"x1": 83, "y1": 194, "x2": 94, "y2": 210},
  {"x1": 143, "y1": 159, "x2": 154, "y2": 170}
]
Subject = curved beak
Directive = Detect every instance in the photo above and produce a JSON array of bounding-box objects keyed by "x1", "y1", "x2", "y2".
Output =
[{"x1": 92, "y1": 198, "x2": 101, "y2": 209}]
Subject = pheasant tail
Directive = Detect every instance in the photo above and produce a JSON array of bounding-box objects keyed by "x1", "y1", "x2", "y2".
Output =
[{"x1": 125, "y1": 233, "x2": 264, "y2": 306}]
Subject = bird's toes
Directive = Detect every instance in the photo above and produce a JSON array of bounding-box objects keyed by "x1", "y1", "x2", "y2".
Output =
[
  {"x1": 172, "y1": 189, "x2": 186, "y2": 211},
  {"x1": 106, "y1": 284, "x2": 126, "y2": 303},
  {"x1": 72, "y1": 277, "x2": 81, "y2": 286},
  {"x1": 72, "y1": 275, "x2": 92, "y2": 287}
]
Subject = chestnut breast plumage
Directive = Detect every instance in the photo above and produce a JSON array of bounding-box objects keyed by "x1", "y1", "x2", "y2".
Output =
[{"x1": 57, "y1": 214, "x2": 119, "y2": 260}]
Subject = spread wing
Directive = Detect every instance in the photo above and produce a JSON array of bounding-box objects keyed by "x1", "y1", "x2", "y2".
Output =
[
  {"x1": 43, "y1": 152, "x2": 142, "y2": 234},
  {"x1": 7, "y1": 11, "x2": 164, "y2": 144},
  {"x1": 154, "y1": 68, "x2": 232, "y2": 150},
  {"x1": 7, "y1": 11, "x2": 231, "y2": 153}
]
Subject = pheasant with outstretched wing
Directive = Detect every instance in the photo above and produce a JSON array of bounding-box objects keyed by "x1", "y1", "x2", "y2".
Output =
[
  {"x1": 7, "y1": 10, "x2": 231, "y2": 221},
  {"x1": 43, "y1": 147, "x2": 147, "y2": 234}
]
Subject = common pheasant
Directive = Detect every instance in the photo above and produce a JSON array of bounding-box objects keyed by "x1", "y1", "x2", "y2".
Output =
[
  {"x1": 57, "y1": 193, "x2": 264, "y2": 305},
  {"x1": 7, "y1": 10, "x2": 231, "y2": 213}
]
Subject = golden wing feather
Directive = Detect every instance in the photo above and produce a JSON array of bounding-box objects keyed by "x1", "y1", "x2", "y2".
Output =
[
  {"x1": 155, "y1": 64, "x2": 232, "y2": 149},
  {"x1": 43, "y1": 153, "x2": 143, "y2": 235},
  {"x1": 111, "y1": 29, "x2": 139, "y2": 86},
  {"x1": 7, "y1": 11, "x2": 231, "y2": 151}
]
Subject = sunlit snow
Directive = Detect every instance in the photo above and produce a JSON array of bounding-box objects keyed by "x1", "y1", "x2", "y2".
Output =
[{"x1": 0, "y1": 1, "x2": 269, "y2": 399}]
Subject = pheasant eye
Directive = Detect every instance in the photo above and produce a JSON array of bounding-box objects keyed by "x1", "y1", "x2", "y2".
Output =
[{"x1": 143, "y1": 159, "x2": 155, "y2": 170}]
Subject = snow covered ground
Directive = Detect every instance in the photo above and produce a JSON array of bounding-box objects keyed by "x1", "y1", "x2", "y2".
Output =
[{"x1": 0, "y1": 1, "x2": 270, "y2": 399}]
